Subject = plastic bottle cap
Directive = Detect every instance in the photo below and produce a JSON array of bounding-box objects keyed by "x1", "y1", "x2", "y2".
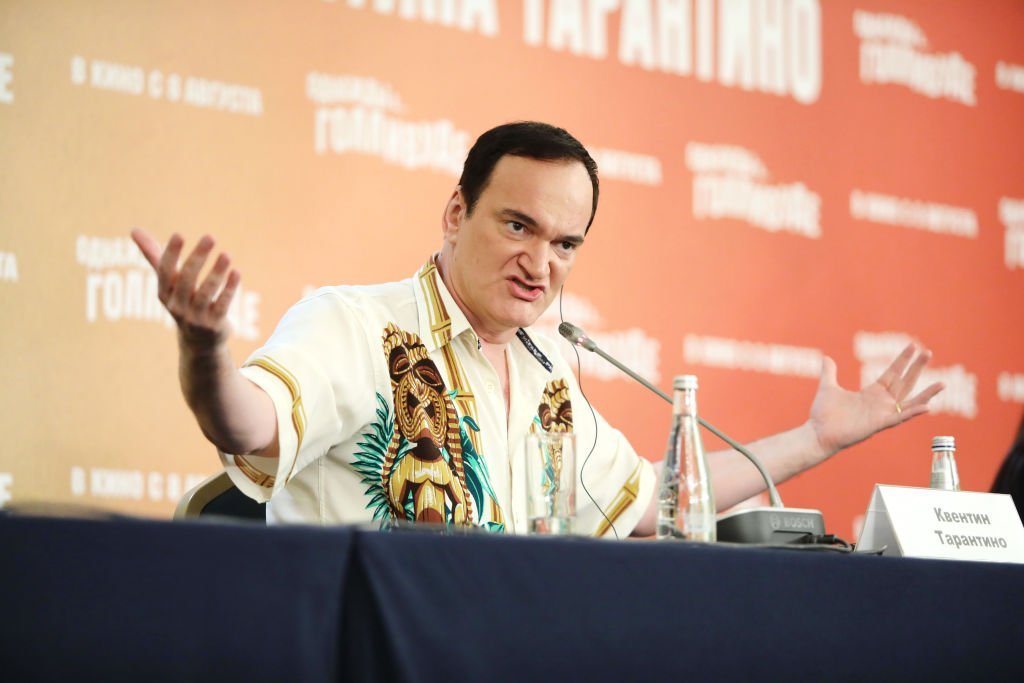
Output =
[
  {"x1": 932, "y1": 435, "x2": 955, "y2": 450},
  {"x1": 673, "y1": 375, "x2": 698, "y2": 390}
]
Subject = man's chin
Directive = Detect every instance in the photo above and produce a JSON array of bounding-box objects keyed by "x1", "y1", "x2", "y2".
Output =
[{"x1": 502, "y1": 299, "x2": 552, "y2": 330}]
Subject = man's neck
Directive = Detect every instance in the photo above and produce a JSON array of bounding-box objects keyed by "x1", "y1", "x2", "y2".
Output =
[
  {"x1": 434, "y1": 252, "x2": 513, "y2": 409},
  {"x1": 478, "y1": 337, "x2": 509, "y2": 354},
  {"x1": 478, "y1": 337, "x2": 511, "y2": 413},
  {"x1": 434, "y1": 251, "x2": 517, "y2": 345}
]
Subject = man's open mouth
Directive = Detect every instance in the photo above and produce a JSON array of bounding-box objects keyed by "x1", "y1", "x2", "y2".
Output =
[{"x1": 509, "y1": 277, "x2": 545, "y2": 300}]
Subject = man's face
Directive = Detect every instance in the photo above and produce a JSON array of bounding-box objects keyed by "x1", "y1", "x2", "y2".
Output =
[{"x1": 440, "y1": 155, "x2": 592, "y2": 343}]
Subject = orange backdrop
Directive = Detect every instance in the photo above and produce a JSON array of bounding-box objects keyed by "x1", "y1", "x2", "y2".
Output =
[{"x1": 1, "y1": 0, "x2": 1023, "y2": 539}]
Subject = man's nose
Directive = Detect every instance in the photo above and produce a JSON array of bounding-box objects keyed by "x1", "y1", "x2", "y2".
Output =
[{"x1": 521, "y1": 239, "x2": 551, "y2": 279}]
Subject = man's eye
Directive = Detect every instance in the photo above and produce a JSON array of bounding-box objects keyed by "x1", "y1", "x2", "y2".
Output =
[
  {"x1": 556, "y1": 240, "x2": 580, "y2": 255},
  {"x1": 507, "y1": 221, "x2": 525, "y2": 233}
]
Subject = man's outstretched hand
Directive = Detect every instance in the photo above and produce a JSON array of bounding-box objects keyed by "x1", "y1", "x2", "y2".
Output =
[
  {"x1": 808, "y1": 344, "x2": 945, "y2": 457},
  {"x1": 131, "y1": 228, "x2": 240, "y2": 348}
]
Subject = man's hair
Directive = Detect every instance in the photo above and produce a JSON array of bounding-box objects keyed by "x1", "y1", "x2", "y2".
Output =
[{"x1": 458, "y1": 121, "x2": 600, "y2": 231}]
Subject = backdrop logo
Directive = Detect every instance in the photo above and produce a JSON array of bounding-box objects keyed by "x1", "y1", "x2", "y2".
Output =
[
  {"x1": 589, "y1": 147, "x2": 662, "y2": 186},
  {"x1": 996, "y1": 61, "x2": 1024, "y2": 95},
  {"x1": 308, "y1": 72, "x2": 470, "y2": 176},
  {"x1": 998, "y1": 373, "x2": 1024, "y2": 404},
  {"x1": 75, "y1": 235, "x2": 262, "y2": 340},
  {"x1": 537, "y1": 292, "x2": 661, "y2": 384},
  {"x1": 69, "y1": 55, "x2": 264, "y2": 116},
  {"x1": 525, "y1": 0, "x2": 822, "y2": 104},
  {"x1": 854, "y1": 331, "x2": 977, "y2": 419},
  {"x1": 686, "y1": 142, "x2": 821, "y2": 238},
  {"x1": 683, "y1": 335, "x2": 822, "y2": 378},
  {"x1": 0, "y1": 250, "x2": 18, "y2": 283},
  {"x1": 854, "y1": 10, "x2": 976, "y2": 106},
  {"x1": 335, "y1": 0, "x2": 499, "y2": 36},
  {"x1": 850, "y1": 189, "x2": 978, "y2": 239},
  {"x1": 0, "y1": 51, "x2": 13, "y2": 104},
  {"x1": 999, "y1": 197, "x2": 1024, "y2": 270}
]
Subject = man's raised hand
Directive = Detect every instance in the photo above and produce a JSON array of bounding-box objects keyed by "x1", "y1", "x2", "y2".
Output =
[
  {"x1": 131, "y1": 229, "x2": 241, "y2": 347},
  {"x1": 808, "y1": 343, "x2": 945, "y2": 457}
]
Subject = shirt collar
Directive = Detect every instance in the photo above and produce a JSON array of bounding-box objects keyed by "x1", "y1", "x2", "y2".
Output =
[
  {"x1": 414, "y1": 255, "x2": 476, "y2": 353},
  {"x1": 413, "y1": 256, "x2": 552, "y2": 372}
]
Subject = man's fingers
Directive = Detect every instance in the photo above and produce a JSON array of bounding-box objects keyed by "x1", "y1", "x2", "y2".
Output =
[
  {"x1": 170, "y1": 235, "x2": 215, "y2": 312},
  {"x1": 158, "y1": 234, "x2": 185, "y2": 292},
  {"x1": 903, "y1": 381, "x2": 945, "y2": 410},
  {"x1": 876, "y1": 343, "x2": 916, "y2": 390},
  {"x1": 192, "y1": 252, "x2": 231, "y2": 310},
  {"x1": 894, "y1": 348, "x2": 932, "y2": 401},
  {"x1": 885, "y1": 382, "x2": 945, "y2": 427},
  {"x1": 130, "y1": 230, "x2": 239, "y2": 345},
  {"x1": 819, "y1": 355, "x2": 838, "y2": 387},
  {"x1": 130, "y1": 228, "x2": 163, "y2": 270},
  {"x1": 210, "y1": 269, "x2": 241, "y2": 318},
  {"x1": 896, "y1": 404, "x2": 929, "y2": 424}
]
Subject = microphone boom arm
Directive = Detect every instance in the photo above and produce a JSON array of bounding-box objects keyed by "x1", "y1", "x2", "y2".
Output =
[{"x1": 571, "y1": 326, "x2": 785, "y2": 509}]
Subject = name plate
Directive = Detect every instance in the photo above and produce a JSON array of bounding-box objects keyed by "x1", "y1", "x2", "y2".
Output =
[{"x1": 856, "y1": 485, "x2": 1024, "y2": 563}]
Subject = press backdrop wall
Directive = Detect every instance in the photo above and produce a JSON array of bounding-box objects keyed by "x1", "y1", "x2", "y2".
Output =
[{"x1": 2, "y1": 0, "x2": 1023, "y2": 539}]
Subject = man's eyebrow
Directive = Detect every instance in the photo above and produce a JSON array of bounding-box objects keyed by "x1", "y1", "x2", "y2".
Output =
[
  {"x1": 498, "y1": 208, "x2": 584, "y2": 245},
  {"x1": 498, "y1": 209, "x2": 539, "y2": 227}
]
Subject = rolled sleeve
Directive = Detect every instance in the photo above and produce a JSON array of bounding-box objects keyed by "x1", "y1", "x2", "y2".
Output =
[{"x1": 219, "y1": 290, "x2": 381, "y2": 504}]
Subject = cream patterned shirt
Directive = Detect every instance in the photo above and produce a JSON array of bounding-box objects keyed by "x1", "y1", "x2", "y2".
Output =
[{"x1": 220, "y1": 259, "x2": 654, "y2": 537}]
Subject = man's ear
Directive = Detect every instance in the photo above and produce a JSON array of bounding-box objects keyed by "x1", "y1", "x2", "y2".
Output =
[{"x1": 441, "y1": 187, "x2": 465, "y2": 244}]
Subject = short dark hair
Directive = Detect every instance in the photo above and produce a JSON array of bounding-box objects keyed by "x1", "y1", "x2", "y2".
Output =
[{"x1": 458, "y1": 121, "x2": 600, "y2": 231}]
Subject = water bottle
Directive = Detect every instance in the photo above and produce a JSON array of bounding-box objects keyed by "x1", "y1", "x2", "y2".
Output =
[
  {"x1": 657, "y1": 375, "x2": 716, "y2": 541},
  {"x1": 656, "y1": 396, "x2": 681, "y2": 540},
  {"x1": 929, "y1": 435, "x2": 960, "y2": 491}
]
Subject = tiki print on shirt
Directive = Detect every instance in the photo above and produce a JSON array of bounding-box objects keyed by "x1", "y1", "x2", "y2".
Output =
[
  {"x1": 351, "y1": 323, "x2": 505, "y2": 532},
  {"x1": 532, "y1": 378, "x2": 574, "y2": 495},
  {"x1": 537, "y1": 378, "x2": 573, "y2": 434}
]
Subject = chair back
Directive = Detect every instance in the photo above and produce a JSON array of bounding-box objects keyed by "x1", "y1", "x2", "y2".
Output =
[{"x1": 174, "y1": 471, "x2": 266, "y2": 522}]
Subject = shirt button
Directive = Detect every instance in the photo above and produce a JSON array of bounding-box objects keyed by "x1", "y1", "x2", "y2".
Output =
[{"x1": 485, "y1": 381, "x2": 496, "y2": 393}]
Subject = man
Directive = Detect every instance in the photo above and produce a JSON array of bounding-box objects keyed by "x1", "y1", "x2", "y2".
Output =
[{"x1": 132, "y1": 121, "x2": 943, "y2": 536}]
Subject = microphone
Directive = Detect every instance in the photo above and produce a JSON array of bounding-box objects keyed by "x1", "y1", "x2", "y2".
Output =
[{"x1": 558, "y1": 321, "x2": 825, "y2": 544}]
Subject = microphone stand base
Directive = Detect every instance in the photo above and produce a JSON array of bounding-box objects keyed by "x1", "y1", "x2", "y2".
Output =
[{"x1": 716, "y1": 507, "x2": 826, "y2": 544}]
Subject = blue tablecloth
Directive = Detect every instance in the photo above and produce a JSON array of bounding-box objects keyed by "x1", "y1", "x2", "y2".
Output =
[{"x1": 2, "y1": 515, "x2": 1022, "y2": 682}]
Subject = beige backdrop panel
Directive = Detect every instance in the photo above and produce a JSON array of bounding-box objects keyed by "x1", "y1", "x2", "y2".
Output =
[{"x1": 1, "y1": 0, "x2": 1022, "y2": 537}]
